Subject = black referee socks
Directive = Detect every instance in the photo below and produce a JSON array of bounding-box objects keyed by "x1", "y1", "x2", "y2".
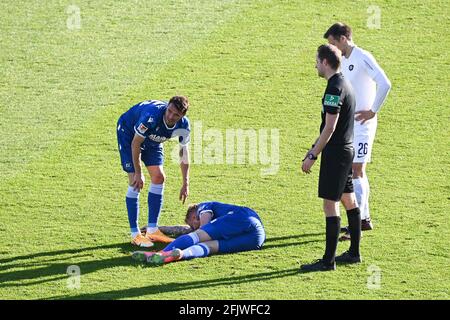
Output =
[
  {"x1": 323, "y1": 216, "x2": 341, "y2": 265},
  {"x1": 346, "y1": 208, "x2": 362, "y2": 257}
]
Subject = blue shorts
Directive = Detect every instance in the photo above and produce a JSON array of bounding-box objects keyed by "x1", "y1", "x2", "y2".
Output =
[
  {"x1": 117, "y1": 119, "x2": 164, "y2": 173},
  {"x1": 200, "y1": 208, "x2": 266, "y2": 254}
]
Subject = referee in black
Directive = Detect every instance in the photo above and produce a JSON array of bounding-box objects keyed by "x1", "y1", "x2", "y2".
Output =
[{"x1": 300, "y1": 44, "x2": 362, "y2": 271}]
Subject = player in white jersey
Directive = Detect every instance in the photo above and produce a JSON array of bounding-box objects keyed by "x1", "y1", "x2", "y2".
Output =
[{"x1": 324, "y1": 23, "x2": 391, "y2": 240}]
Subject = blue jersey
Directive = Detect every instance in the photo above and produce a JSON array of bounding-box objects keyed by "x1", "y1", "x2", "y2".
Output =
[
  {"x1": 196, "y1": 202, "x2": 265, "y2": 253},
  {"x1": 197, "y1": 201, "x2": 262, "y2": 222},
  {"x1": 119, "y1": 100, "x2": 190, "y2": 147}
]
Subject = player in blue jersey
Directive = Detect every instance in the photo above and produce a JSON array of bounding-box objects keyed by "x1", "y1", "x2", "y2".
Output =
[
  {"x1": 131, "y1": 202, "x2": 266, "y2": 264},
  {"x1": 117, "y1": 96, "x2": 190, "y2": 247}
]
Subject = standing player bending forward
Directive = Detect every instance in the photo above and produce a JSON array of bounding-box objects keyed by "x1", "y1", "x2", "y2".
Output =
[
  {"x1": 117, "y1": 96, "x2": 190, "y2": 247},
  {"x1": 132, "y1": 202, "x2": 266, "y2": 265}
]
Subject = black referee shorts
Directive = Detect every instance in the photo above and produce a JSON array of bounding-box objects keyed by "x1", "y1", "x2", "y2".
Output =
[{"x1": 318, "y1": 144, "x2": 354, "y2": 201}]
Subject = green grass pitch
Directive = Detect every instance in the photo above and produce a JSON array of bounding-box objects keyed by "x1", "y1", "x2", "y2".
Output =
[{"x1": 0, "y1": 0, "x2": 449, "y2": 299}]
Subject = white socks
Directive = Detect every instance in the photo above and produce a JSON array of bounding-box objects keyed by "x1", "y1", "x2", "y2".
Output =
[
  {"x1": 188, "y1": 232, "x2": 200, "y2": 244},
  {"x1": 353, "y1": 176, "x2": 370, "y2": 220},
  {"x1": 131, "y1": 231, "x2": 141, "y2": 239},
  {"x1": 126, "y1": 186, "x2": 140, "y2": 198},
  {"x1": 149, "y1": 183, "x2": 164, "y2": 195},
  {"x1": 146, "y1": 227, "x2": 158, "y2": 234}
]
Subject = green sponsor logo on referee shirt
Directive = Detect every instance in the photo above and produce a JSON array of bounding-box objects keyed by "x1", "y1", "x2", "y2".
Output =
[{"x1": 324, "y1": 94, "x2": 340, "y2": 107}]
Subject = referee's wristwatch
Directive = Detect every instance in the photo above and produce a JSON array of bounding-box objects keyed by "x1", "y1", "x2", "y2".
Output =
[{"x1": 307, "y1": 152, "x2": 317, "y2": 160}]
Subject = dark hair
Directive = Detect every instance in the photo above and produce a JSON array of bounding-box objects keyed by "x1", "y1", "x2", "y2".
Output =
[
  {"x1": 185, "y1": 204, "x2": 198, "y2": 223},
  {"x1": 169, "y1": 95, "x2": 189, "y2": 114},
  {"x1": 317, "y1": 44, "x2": 341, "y2": 70},
  {"x1": 323, "y1": 22, "x2": 352, "y2": 41}
]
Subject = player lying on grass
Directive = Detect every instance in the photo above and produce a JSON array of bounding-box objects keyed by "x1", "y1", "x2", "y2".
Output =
[{"x1": 132, "y1": 201, "x2": 266, "y2": 265}]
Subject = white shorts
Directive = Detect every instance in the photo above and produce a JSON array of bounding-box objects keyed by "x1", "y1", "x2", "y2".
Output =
[
  {"x1": 353, "y1": 118, "x2": 377, "y2": 163},
  {"x1": 353, "y1": 132, "x2": 376, "y2": 163}
]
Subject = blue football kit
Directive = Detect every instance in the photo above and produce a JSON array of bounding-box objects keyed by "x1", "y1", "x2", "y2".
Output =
[
  {"x1": 162, "y1": 202, "x2": 265, "y2": 258},
  {"x1": 117, "y1": 99, "x2": 190, "y2": 234},
  {"x1": 117, "y1": 99, "x2": 190, "y2": 172},
  {"x1": 197, "y1": 202, "x2": 266, "y2": 253}
]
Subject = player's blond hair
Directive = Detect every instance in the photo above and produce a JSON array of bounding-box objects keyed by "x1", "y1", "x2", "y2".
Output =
[{"x1": 185, "y1": 204, "x2": 199, "y2": 223}]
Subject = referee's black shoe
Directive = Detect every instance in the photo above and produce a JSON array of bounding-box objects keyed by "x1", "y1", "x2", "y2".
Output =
[
  {"x1": 300, "y1": 259, "x2": 336, "y2": 272},
  {"x1": 335, "y1": 251, "x2": 362, "y2": 264}
]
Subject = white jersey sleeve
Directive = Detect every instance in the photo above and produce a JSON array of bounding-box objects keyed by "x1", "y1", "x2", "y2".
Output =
[{"x1": 359, "y1": 49, "x2": 392, "y2": 113}]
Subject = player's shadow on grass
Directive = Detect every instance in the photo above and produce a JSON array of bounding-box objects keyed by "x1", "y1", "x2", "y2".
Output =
[
  {"x1": 51, "y1": 267, "x2": 301, "y2": 300},
  {"x1": 0, "y1": 242, "x2": 133, "y2": 266},
  {"x1": 0, "y1": 255, "x2": 135, "y2": 288},
  {"x1": 262, "y1": 232, "x2": 324, "y2": 250},
  {"x1": 265, "y1": 232, "x2": 324, "y2": 242},
  {"x1": 0, "y1": 234, "x2": 322, "y2": 289},
  {"x1": 0, "y1": 233, "x2": 322, "y2": 268},
  {"x1": 0, "y1": 242, "x2": 151, "y2": 287}
]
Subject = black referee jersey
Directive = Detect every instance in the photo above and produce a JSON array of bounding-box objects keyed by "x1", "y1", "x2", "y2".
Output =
[
  {"x1": 318, "y1": 72, "x2": 356, "y2": 201},
  {"x1": 320, "y1": 72, "x2": 355, "y2": 145}
]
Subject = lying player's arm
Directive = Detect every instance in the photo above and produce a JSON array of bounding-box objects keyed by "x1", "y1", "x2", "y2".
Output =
[
  {"x1": 199, "y1": 211, "x2": 212, "y2": 227},
  {"x1": 131, "y1": 134, "x2": 145, "y2": 190},
  {"x1": 179, "y1": 145, "x2": 190, "y2": 204}
]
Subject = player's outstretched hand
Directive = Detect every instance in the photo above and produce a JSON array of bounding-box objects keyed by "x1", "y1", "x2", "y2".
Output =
[
  {"x1": 132, "y1": 172, "x2": 145, "y2": 191},
  {"x1": 355, "y1": 110, "x2": 376, "y2": 124},
  {"x1": 179, "y1": 183, "x2": 189, "y2": 204}
]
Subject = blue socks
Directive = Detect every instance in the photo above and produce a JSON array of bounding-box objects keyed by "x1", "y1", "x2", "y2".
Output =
[
  {"x1": 181, "y1": 244, "x2": 210, "y2": 260},
  {"x1": 125, "y1": 183, "x2": 164, "y2": 235},
  {"x1": 163, "y1": 232, "x2": 199, "y2": 252},
  {"x1": 148, "y1": 183, "x2": 164, "y2": 227},
  {"x1": 125, "y1": 186, "x2": 140, "y2": 233}
]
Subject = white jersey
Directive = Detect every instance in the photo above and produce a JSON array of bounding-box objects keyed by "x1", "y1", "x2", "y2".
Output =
[{"x1": 342, "y1": 46, "x2": 391, "y2": 135}]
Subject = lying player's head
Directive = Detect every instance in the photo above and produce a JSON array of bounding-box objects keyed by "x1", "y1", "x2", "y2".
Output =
[
  {"x1": 185, "y1": 204, "x2": 200, "y2": 230},
  {"x1": 316, "y1": 44, "x2": 341, "y2": 77},
  {"x1": 165, "y1": 95, "x2": 189, "y2": 125},
  {"x1": 323, "y1": 22, "x2": 352, "y2": 52}
]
